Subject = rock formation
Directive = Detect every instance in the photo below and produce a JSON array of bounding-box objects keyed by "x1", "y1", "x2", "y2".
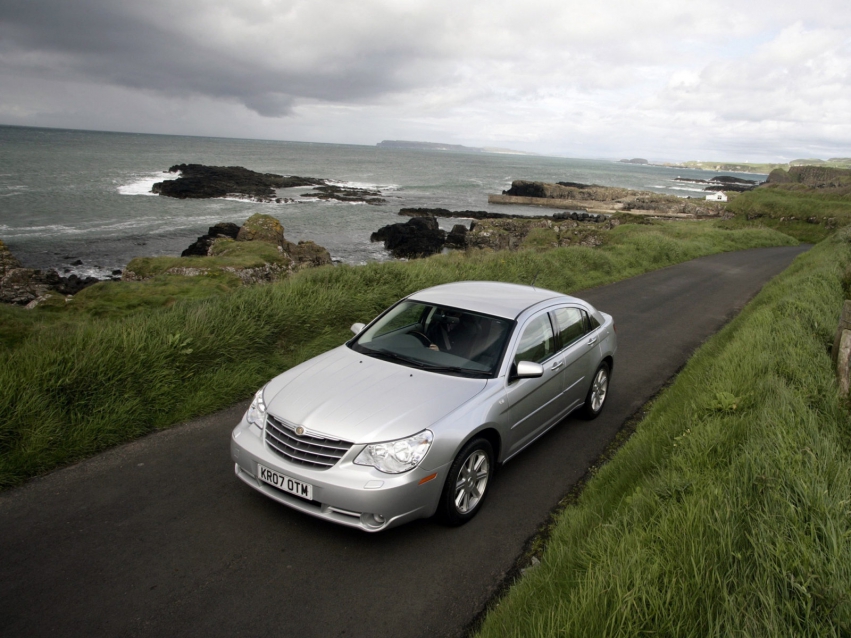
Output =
[
  {"x1": 181, "y1": 222, "x2": 241, "y2": 257},
  {"x1": 370, "y1": 216, "x2": 447, "y2": 258},
  {"x1": 152, "y1": 164, "x2": 386, "y2": 204},
  {"x1": 301, "y1": 184, "x2": 386, "y2": 205},
  {"x1": 236, "y1": 214, "x2": 286, "y2": 244},
  {"x1": 126, "y1": 213, "x2": 332, "y2": 283},
  {"x1": 153, "y1": 164, "x2": 324, "y2": 201},
  {"x1": 465, "y1": 217, "x2": 618, "y2": 252}
]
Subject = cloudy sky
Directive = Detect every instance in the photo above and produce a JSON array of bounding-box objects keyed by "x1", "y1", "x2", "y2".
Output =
[{"x1": 1, "y1": 0, "x2": 849, "y2": 161}]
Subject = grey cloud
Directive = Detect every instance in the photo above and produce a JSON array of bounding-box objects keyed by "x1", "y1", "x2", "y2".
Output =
[
  {"x1": 242, "y1": 93, "x2": 294, "y2": 117},
  {"x1": 0, "y1": 0, "x2": 438, "y2": 116}
]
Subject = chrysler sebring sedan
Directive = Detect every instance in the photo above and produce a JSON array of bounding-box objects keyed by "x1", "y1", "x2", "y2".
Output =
[{"x1": 231, "y1": 281, "x2": 616, "y2": 531}]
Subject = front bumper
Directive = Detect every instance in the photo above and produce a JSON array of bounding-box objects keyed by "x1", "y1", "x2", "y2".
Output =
[{"x1": 231, "y1": 417, "x2": 448, "y2": 532}]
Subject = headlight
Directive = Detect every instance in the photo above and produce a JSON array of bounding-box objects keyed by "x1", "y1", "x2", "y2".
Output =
[
  {"x1": 246, "y1": 388, "x2": 267, "y2": 427},
  {"x1": 354, "y1": 430, "x2": 434, "y2": 474}
]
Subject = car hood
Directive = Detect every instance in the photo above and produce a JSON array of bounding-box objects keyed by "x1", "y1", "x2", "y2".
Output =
[{"x1": 264, "y1": 345, "x2": 487, "y2": 443}]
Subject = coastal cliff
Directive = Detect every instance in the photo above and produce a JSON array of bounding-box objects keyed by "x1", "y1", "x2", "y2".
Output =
[{"x1": 765, "y1": 166, "x2": 851, "y2": 192}]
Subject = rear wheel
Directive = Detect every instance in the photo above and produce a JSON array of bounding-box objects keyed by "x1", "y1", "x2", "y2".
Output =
[
  {"x1": 437, "y1": 438, "x2": 494, "y2": 526},
  {"x1": 581, "y1": 362, "x2": 610, "y2": 420}
]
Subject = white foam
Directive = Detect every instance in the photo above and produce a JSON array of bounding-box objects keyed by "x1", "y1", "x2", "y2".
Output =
[
  {"x1": 325, "y1": 178, "x2": 398, "y2": 192},
  {"x1": 0, "y1": 184, "x2": 27, "y2": 197},
  {"x1": 118, "y1": 171, "x2": 179, "y2": 196},
  {"x1": 0, "y1": 223, "x2": 80, "y2": 238},
  {"x1": 667, "y1": 186, "x2": 707, "y2": 193}
]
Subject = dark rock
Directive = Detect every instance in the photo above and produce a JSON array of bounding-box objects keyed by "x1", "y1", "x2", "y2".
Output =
[
  {"x1": 711, "y1": 176, "x2": 757, "y2": 184},
  {"x1": 704, "y1": 184, "x2": 755, "y2": 193},
  {"x1": 54, "y1": 273, "x2": 100, "y2": 296},
  {"x1": 674, "y1": 177, "x2": 710, "y2": 184},
  {"x1": 556, "y1": 181, "x2": 592, "y2": 189},
  {"x1": 503, "y1": 181, "x2": 548, "y2": 197},
  {"x1": 112, "y1": 269, "x2": 123, "y2": 276},
  {"x1": 71, "y1": 259, "x2": 83, "y2": 266},
  {"x1": 301, "y1": 184, "x2": 386, "y2": 205},
  {"x1": 399, "y1": 207, "x2": 526, "y2": 220},
  {"x1": 371, "y1": 216, "x2": 446, "y2": 258},
  {"x1": 153, "y1": 164, "x2": 325, "y2": 200},
  {"x1": 0, "y1": 244, "x2": 100, "y2": 304},
  {"x1": 182, "y1": 222, "x2": 241, "y2": 257},
  {"x1": 553, "y1": 211, "x2": 606, "y2": 222},
  {"x1": 446, "y1": 224, "x2": 468, "y2": 248}
]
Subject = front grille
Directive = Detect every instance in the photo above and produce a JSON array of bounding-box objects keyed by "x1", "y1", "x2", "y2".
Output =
[{"x1": 264, "y1": 414, "x2": 353, "y2": 470}]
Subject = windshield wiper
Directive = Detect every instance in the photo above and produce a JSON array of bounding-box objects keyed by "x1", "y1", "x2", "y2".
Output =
[
  {"x1": 366, "y1": 348, "x2": 431, "y2": 368},
  {"x1": 365, "y1": 349, "x2": 490, "y2": 377},
  {"x1": 419, "y1": 365, "x2": 490, "y2": 378}
]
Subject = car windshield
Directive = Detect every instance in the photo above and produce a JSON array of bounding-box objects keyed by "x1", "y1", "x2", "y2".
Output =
[{"x1": 350, "y1": 301, "x2": 513, "y2": 378}]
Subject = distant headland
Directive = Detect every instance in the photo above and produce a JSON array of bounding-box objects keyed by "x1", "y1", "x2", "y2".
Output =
[{"x1": 376, "y1": 140, "x2": 537, "y2": 156}]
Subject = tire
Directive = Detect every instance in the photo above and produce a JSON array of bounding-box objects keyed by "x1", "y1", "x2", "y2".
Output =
[
  {"x1": 437, "y1": 437, "x2": 494, "y2": 526},
  {"x1": 581, "y1": 362, "x2": 610, "y2": 420}
]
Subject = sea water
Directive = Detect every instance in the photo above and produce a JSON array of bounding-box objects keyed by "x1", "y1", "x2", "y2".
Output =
[{"x1": 0, "y1": 125, "x2": 766, "y2": 278}]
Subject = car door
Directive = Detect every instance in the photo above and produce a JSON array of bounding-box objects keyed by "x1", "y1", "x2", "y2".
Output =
[
  {"x1": 504, "y1": 311, "x2": 566, "y2": 457},
  {"x1": 551, "y1": 306, "x2": 597, "y2": 407}
]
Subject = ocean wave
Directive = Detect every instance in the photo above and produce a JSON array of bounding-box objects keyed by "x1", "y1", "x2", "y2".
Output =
[
  {"x1": 118, "y1": 171, "x2": 179, "y2": 196},
  {"x1": 665, "y1": 186, "x2": 707, "y2": 193},
  {"x1": 325, "y1": 178, "x2": 398, "y2": 191}
]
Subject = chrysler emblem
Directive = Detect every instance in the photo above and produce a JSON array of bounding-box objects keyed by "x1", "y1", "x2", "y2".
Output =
[{"x1": 295, "y1": 426, "x2": 305, "y2": 436}]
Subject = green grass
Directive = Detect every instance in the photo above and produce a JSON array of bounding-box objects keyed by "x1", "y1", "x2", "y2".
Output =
[
  {"x1": 0, "y1": 221, "x2": 795, "y2": 487},
  {"x1": 476, "y1": 228, "x2": 851, "y2": 637},
  {"x1": 724, "y1": 188, "x2": 851, "y2": 243}
]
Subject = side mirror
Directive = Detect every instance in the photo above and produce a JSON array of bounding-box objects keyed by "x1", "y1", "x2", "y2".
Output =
[
  {"x1": 350, "y1": 322, "x2": 366, "y2": 335},
  {"x1": 514, "y1": 360, "x2": 544, "y2": 379}
]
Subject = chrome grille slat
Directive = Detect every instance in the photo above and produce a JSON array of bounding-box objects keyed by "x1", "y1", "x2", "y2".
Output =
[
  {"x1": 264, "y1": 414, "x2": 352, "y2": 470},
  {"x1": 265, "y1": 429, "x2": 344, "y2": 460}
]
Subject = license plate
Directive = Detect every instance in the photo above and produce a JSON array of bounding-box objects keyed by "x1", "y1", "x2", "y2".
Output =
[{"x1": 257, "y1": 464, "x2": 313, "y2": 501}]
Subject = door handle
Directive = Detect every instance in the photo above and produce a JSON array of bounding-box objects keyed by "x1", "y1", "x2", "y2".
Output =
[
  {"x1": 587, "y1": 336, "x2": 597, "y2": 345},
  {"x1": 551, "y1": 361, "x2": 564, "y2": 370}
]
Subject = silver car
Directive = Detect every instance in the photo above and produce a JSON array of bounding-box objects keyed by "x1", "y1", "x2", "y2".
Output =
[{"x1": 231, "y1": 281, "x2": 616, "y2": 531}]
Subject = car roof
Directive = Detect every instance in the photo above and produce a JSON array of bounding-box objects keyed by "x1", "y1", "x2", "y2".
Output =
[{"x1": 407, "y1": 281, "x2": 572, "y2": 319}]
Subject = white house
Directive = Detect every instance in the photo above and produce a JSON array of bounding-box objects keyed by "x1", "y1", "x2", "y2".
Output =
[{"x1": 705, "y1": 192, "x2": 728, "y2": 202}]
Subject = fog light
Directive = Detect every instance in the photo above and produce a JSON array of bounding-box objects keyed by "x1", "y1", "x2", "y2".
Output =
[{"x1": 362, "y1": 512, "x2": 386, "y2": 528}]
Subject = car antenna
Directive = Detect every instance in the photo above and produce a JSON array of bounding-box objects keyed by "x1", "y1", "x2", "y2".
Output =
[{"x1": 530, "y1": 270, "x2": 540, "y2": 289}]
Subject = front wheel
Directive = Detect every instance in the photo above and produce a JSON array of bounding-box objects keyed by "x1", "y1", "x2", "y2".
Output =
[
  {"x1": 581, "y1": 362, "x2": 610, "y2": 420},
  {"x1": 437, "y1": 437, "x2": 494, "y2": 526}
]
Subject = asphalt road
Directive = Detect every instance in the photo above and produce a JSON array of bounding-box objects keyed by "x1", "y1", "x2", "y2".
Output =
[{"x1": 0, "y1": 245, "x2": 809, "y2": 638}]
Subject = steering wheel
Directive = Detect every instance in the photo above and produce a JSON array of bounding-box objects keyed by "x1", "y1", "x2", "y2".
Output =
[{"x1": 409, "y1": 330, "x2": 437, "y2": 349}]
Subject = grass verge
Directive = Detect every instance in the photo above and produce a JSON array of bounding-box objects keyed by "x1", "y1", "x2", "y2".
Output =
[
  {"x1": 475, "y1": 228, "x2": 851, "y2": 636},
  {"x1": 0, "y1": 221, "x2": 795, "y2": 487}
]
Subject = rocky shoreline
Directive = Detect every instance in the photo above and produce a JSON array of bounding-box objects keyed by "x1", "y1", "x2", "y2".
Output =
[
  {"x1": 371, "y1": 207, "x2": 613, "y2": 258},
  {"x1": 488, "y1": 179, "x2": 730, "y2": 217},
  {"x1": 0, "y1": 213, "x2": 333, "y2": 307},
  {"x1": 0, "y1": 239, "x2": 106, "y2": 306}
]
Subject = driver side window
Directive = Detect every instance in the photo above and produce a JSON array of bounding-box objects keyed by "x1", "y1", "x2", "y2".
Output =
[{"x1": 514, "y1": 314, "x2": 555, "y2": 365}]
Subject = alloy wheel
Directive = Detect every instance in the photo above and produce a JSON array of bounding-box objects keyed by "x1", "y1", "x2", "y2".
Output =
[
  {"x1": 454, "y1": 450, "x2": 489, "y2": 514},
  {"x1": 591, "y1": 367, "x2": 608, "y2": 412}
]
